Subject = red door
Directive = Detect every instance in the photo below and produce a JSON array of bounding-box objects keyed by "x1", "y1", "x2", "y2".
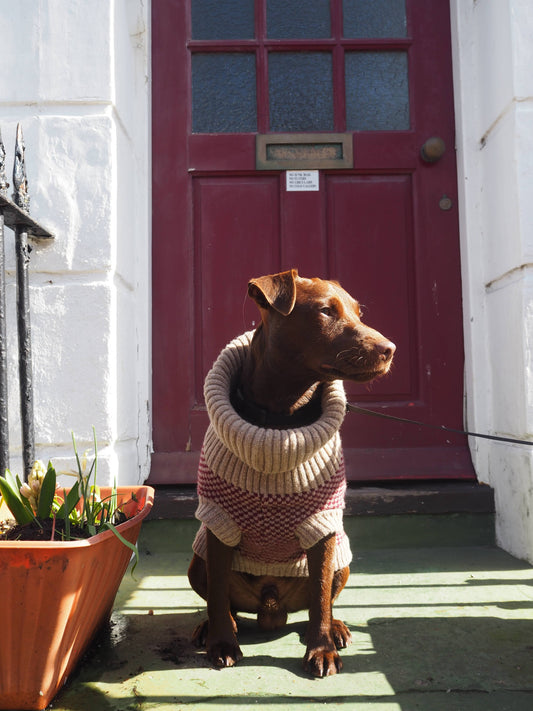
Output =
[{"x1": 151, "y1": 0, "x2": 474, "y2": 484}]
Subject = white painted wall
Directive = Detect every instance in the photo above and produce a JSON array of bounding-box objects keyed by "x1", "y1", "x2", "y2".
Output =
[
  {"x1": 0, "y1": 0, "x2": 151, "y2": 486},
  {"x1": 451, "y1": 0, "x2": 533, "y2": 563}
]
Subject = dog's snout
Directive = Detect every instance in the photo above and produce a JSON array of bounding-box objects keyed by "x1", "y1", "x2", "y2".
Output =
[{"x1": 376, "y1": 340, "x2": 396, "y2": 362}]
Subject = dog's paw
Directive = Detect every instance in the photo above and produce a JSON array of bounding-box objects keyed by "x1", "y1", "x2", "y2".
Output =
[
  {"x1": 303, "y1": 644, "x2": 342, "y2": 677},
  {"x1": 192, "y1": 614, "x2": 239, "y2": 650},
  {"x1": 207, "y1": 639, "x2": 243, "y2": 668},
  {"x1": 191, "y1": 620, "x2": 209, "y2": 648},
  {"x1": 331, "y1": 619, "x2": 352, "y2": 649}
]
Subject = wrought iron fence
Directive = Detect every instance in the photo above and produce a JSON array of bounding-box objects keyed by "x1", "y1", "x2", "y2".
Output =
[{"x1": 0, "y1": 124, "x2": 53, "y2": 480}]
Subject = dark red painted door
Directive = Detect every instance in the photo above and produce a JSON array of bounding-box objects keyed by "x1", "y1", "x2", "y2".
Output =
[{"x1": 151, "y1": 0, "x2": 474, "y2": 483}]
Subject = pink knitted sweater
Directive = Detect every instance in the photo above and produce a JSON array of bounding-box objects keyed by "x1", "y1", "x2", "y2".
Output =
[{"x1": 192, "y1": 331, "x2": 352, "y2": 577}]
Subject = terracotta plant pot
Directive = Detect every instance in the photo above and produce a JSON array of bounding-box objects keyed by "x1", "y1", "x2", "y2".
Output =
[{"x1": 0, "y1": 485, "x2": 154, "y2": 710}]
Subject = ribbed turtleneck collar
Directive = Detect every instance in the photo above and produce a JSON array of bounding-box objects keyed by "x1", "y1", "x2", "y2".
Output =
[{"x1": 203, "y1": 331, "x2": 347, "y2": 480}]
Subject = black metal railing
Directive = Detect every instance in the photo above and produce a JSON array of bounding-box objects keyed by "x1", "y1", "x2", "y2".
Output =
[{"x1": 0, "y1": 124, "x2": 53, "y2": 480}]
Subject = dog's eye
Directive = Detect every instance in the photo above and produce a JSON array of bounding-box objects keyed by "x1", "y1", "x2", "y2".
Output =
[{"x1": 319, "y1": 305, "x2": 333, "y2": 317}]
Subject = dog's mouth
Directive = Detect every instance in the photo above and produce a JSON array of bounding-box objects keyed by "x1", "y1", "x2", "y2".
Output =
[{"x1": 320, "y1": 362, "x2": 392, "y2": 382}]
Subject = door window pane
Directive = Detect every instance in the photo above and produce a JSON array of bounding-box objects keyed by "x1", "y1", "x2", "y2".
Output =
[
  {"x1": 269, "y1": 53, "x2": 333, "y2": 132},
  {"x1": 343, "y1": 0, "x2": 407, "y2": 38},
  {"x1": 267, "y1": 0, "x2": 331, "y2": 39},
  {"x1": 192, "y1": 54, "x2": 257, "y2": 133},
  {"x1": 345, "y1": 52, "x2": 409, "y2": 130},
  {"x1": 191, "y1": 0, "x2": 255, "y2": 40}
]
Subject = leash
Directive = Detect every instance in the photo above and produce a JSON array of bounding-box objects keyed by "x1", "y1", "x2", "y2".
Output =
[{"x1": 346, "y1": 402, "x2": 533, "y2": 447}]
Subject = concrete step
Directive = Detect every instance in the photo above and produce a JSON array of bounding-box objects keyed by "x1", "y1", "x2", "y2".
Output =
[
  {"x1": 53, "y1": 519, "x2": 532, "y2": 711},
  {"x1": 149, "y1": 482, "x2": 495, "y2": 548}
]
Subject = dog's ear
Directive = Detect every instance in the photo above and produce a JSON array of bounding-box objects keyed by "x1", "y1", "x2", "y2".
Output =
[{"x1": 248, "y1": 269, "x2": 298, "y2": 316}]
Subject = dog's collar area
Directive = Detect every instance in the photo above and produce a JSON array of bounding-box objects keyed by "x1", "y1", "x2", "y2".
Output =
[{"x1": 231, "y1": 384, "x2": 323, "y2": 429}]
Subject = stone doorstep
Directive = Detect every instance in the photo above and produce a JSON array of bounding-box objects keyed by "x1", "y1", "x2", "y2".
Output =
[{"x1": 147, "y1": 482, "x2": 495, "y2": 520}]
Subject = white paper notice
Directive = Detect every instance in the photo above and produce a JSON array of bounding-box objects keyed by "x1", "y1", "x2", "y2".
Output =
[{"x1": 286, "y1": 170, "x2": 320, "y2": 192}]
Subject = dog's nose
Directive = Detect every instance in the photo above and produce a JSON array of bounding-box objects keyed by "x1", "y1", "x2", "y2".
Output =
[{"x1": 376, "y1": 340, "x2": 396, "y2": 362}]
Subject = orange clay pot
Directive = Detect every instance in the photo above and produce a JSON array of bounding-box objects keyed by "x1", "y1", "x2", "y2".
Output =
[{"x1": 0, "y1": 485, "x2": 154, "y2": 710}]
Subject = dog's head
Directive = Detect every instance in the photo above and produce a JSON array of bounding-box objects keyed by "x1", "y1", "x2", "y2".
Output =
[{"x1": 248, "y1": 268, "x2": 395, "y2": 384}]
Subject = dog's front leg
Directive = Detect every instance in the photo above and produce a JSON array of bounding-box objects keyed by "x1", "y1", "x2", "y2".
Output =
[
  {"x1": 205, "y1": 528, "x2": 243, "y2": 668},
  {"x1": 304, "y1": 533, "x2": 342, "y2": 677}
]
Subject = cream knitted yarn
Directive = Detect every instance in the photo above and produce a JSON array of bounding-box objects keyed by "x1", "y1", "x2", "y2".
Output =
[{"x1": 193, "y1": 331, "x2": 352, "y2": 577}]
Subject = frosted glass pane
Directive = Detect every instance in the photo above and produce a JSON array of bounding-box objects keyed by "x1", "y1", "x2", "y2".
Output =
[
  {"x1": 345, "y1": 52, "x2": 409, "y2": 130},
  {"x1": 343, "y1": 0, "x2": 406, "y2": 38},
  {"x1": 192, "y1": 54, "x2": 257, "y2": 133},
  {"x1": 191, "y1": 0, "x2": 255, "y2": 40},
  {"x1": 269, "y1": 53, "x2": 333, "y2": 132},
  {"x1": 267, "y1": 0, "x2": 330, "y2": 39}
]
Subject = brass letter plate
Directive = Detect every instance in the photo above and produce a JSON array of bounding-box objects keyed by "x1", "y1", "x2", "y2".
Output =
[{"x1": 256, "y1": 133, "x2": 353, "y2": 170}]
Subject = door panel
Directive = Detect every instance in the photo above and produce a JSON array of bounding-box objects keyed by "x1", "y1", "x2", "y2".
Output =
[
  {"x1": 327, "y1": 175, "x2": 415, "y2": 399},
  {"x1": 194, "y1": 176, "x2": 280, "y2": 398},
  {"x1": 151, "y1": 0, "x2": 475, "y2": 483}
]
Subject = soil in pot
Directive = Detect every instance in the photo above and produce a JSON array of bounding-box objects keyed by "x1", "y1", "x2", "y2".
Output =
[{"x1": 0, "y1": 511, "x2": 128, "y2": 541}]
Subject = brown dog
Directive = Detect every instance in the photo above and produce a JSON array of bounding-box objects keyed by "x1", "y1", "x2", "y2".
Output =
[{"x1": 188, "y1": 269, "x2": 395, "y2": 676}]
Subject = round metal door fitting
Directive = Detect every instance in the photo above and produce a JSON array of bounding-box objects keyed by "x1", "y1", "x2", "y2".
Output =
[{"x1": 421, "y1": 137, "x2": 446, "y2": 163}]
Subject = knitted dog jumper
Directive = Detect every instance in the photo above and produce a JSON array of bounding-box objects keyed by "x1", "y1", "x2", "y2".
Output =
[{"x1": 192, "y1": 331, "x2": 352, "y2": 577}]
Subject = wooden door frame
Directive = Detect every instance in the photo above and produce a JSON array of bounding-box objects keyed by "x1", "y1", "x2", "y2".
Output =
[{"x1": 150, "y1": 0, "x2": 474, "y2": 484}]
